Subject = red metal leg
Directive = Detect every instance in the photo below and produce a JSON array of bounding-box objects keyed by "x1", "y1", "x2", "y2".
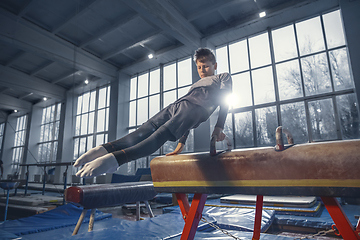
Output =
[
  {"x1": 176, "y1": 193, "x2": 208, "y2": 240},
  {"x1": 252, "y1": 195, "x2": 263, "y2": 240},
  {"x1": 321, "y1": 197, "x2": 360, "y2": 240}
]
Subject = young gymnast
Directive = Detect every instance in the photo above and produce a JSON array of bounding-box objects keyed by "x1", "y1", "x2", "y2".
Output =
[{"x1": 74, "y1": 48, "x2": 232, "y2": 178}]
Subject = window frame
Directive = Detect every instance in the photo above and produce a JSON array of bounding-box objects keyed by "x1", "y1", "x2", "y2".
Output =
[{"x1": 214, "y1": 8, "x2": 358, "y2": 149}]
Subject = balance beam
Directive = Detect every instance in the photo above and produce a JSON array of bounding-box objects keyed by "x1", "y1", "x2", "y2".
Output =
[
  {"x1": 150, "y1": 139, "x2": 360, "y2": 240},
  {"x1": 65, "y1": 181, "x2": 157, "y2": 235}
]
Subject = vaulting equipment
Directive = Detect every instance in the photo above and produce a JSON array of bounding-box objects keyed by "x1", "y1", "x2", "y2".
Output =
[
  {"x1": 64, "y1": 181, "x2": 157, "y2": 235},
  {"x1": 150, "y1": 127, "x2": 360, "y2": 240}
]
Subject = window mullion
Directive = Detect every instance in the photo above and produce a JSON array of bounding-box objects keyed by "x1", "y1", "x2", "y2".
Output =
[
  {"x1": 268, "y1": 28, "x2": 282, "y2": 127},
  {"x1": 93, "y1": 89, "x2": 99, "y2": 147}
]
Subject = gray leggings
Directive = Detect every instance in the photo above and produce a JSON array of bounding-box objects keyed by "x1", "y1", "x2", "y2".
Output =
[{"x1": 102, "y1": 121, "x2": 173, "y2": 165}]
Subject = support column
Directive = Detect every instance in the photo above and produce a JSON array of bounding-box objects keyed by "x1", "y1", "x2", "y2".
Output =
[{"x1": 340, "y1": 0, "x2": 360, "y2": 112}]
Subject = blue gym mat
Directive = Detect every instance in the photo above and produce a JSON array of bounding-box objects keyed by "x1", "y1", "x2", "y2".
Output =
[
  {"x1": 1, "y1": 195, "x2": 358, "y2": 240},
  {"x1": 0, "y1": 203, "x2": 111, "y2": 236},
  {"x1": 18, "y1": 209, "x2": 216, "y2": 240},
  {"x1": 275, "y1": 203, "x2": 360, "y2": 229}
]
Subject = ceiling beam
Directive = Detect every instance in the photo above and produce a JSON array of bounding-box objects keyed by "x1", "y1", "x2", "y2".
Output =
[
  {"x1": 51, "y1": 70, "x2": 82, "y2": 84},
  {"x1": 80, "y1": 14, "x2": 139, "y2": 48},
  {"x1": 19, "y1": 92, "x2": 33, "y2": 100},
  {"x1": 204, "y1": 0, "x2": 321, "y2": 39},
  {"x1": 5, "y1": 51, "x2": 26, "y2": 67},
  {"x1": 119, "y1": 43, "x2": 187, "y2": 75},
  {"x1": 0, "y1": 8, "x2": 117, "y2": 82},
  {"x1": 0, "y1": 87, "x2": 9, "y2": 94},
  {"x1": 0, "y1": 93, "x2": 32, "y2": 112},
  {"x1": 30, "y1": 61, "x2": 54, "y2": 76},
  {"x1": 0, "y1": 65, "x2": 66, "y2": 100},
  {"x1": 102, "y1": 31, "x2": 162, "y2": 60},
  {"x1": 52, "y1": 0, "x2": 101, "y2": 34},
  {"x1": 17, "y1": 0, "x2": 34, "y2": 17},
  {"x1": 121, "y1": 0, "x2": 201, "y2": 49},
  {"x1": 186, "y1": 0, "x2": 244, "y2": 21}
]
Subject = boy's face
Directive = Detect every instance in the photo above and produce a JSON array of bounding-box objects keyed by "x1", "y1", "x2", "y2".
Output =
[{"x1": 196, "y1": 59, "x2": 217, "y2": 79}]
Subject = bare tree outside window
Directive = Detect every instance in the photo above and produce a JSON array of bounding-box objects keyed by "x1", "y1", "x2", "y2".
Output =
[
  {"x1": 256, "y1": 106, "x2": 278, "y2": 146},
  {"x1": 280, "y1": 102, "x2": 308, "y2": 143},
  {"x1": 308, "y1": 98, "x2": 337, "y2": 141},
  {"x1": 337, "y1": 94, "x2": 360, "y2": 139},
  {"x1": 301, "y1": 53, "x2": 332, "y2": 96},
  {"x1": 329, "y1": 48, "x2": 354, "y2": 91},
  {"x1": 215, "y1": 9, "x2": 359, "y2": 147},
  {"x1": 234, "y1": 111, "x2": 254, "y2": 147},
  {"x1": 276, "y1": 60, "x2": 303, "y2": 101}
]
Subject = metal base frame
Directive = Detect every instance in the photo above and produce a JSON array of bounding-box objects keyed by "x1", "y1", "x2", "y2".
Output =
[{"x1": 176, "y1": 194, "x2": 360, "y2": 240}]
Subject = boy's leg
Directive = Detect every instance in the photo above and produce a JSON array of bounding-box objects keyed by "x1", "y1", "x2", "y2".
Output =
[
  {"x1": 74, "y1": 121, "x2": 157, "y2": 168},
  {"x1": 74, "y1": 106, "x2": 174, "y2": 171},
  {"x1": 112, "y1": 125, "x2": 174, "y2": 166},
  {"x1": 102, "y1": 121, "x2": 158, "y2": 153},
  {"x1": 76, "y1": 125, "x2": 174, "y2": 177}
]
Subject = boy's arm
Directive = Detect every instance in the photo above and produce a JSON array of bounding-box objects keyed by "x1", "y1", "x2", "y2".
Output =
[
  {"x1": 166, "y1": 130, "x2": 189, "y2": 156},
  {"x1": 213, "y1": 73, "x2": 232, "y2": 141},
  {"x1": 212, "y1": 103, "x2": 229, "y2": 141},
  {"x1": 178, "y1": 130, "x2": 190, "y2": 144}
]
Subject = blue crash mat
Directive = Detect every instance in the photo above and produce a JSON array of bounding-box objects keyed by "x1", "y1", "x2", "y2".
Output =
[
  {"x1": 0, "y1": 229, "x2": 19, "y2": 240},
  {"x1": 20, "y1": 210, "x2": 216, "y2": 240},
  {"x1": 275, "y1": 203, "x2": 360, "y2": 229},
  {"x1": 163, "y1": 199, "x2": 275, "y2": 233},
  {"x1": 0, "y1": 203, "x2": 111, "y2": 236},
  {"x1": 70, "y1": 210, "x2": 216, "y2": 240}
]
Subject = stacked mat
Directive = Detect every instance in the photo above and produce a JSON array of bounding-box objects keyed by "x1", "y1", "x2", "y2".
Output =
[
  {"x1": 217, "y1": 194, "x2": 359, "y2": 233},
  {"x1": 219, "y1": 194, "x2": 322, "y2": 217}
]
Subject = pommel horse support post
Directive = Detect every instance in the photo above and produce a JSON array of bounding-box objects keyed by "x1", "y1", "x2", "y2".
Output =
[
  {"x1": 150, "y1": 128, "x2": 360, "y2": 240},
  {"x1": 64, "y1": 181, "x2": 157, "y2": 235}
]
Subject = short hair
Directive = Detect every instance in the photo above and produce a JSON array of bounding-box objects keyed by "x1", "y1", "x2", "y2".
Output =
[{"x1": 193, "y1": 48, "x2": 216, "y2": 64}]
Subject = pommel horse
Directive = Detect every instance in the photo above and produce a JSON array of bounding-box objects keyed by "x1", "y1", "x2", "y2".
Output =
[
  {"x1": 150, "y1": 127, "x2": 360, "y2": 240},
  {"x1": 65, "y1": 181, "x2": 157, "y2": 235}
]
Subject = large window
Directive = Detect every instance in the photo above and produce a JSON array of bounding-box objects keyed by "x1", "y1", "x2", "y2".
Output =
[
  {"x1": 73, "y1": 85, "x2": 110, "y2": 168},
  {"x1": 214, "y1": 9, "x2": 359, "y2": 149},
  {"x1": 37, "y1": 103, "x2": 61, "y2": 174},
  {"x1": 11, "y1": 115, "x2": 28, "y2": 173},
  {"x1": 128, "y1": 57, "x2": 194, "y2": 173},
  {"x1": 128, "y1": 68, "x2": 161, "y2": 174}
]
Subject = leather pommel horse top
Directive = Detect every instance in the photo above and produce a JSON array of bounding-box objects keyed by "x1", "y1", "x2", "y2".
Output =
[{"x1": 150, "y1": 139, "x2": 360, "y2": 197}]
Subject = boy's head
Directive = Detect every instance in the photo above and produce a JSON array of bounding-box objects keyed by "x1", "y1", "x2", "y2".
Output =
[{"x1": 194, "y1": 48, "x2": 217, "y2": 78}]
